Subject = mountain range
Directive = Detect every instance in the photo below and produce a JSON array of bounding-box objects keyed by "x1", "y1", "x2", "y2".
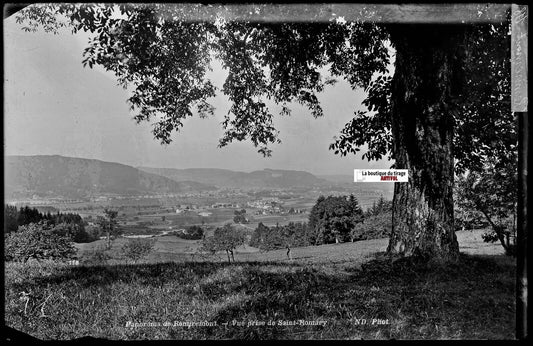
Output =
[
  {"x1": 4, "y1": 155, "x2": 330, "y2": 200},
  {"x1": 4, "y1": 155, "x2": 215, "y2": 200},
  {"x1": 137, "y1": 167, "x2": 327, "y2": 189}
]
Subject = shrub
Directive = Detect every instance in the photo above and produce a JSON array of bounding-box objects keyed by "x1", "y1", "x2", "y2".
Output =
[
  {"x1": 80, "y1": 246, "x2": 111, "y2": 266},
  {"x1": 250, "y1": 222, "x2": 311, "y2": 251},
  {"x1": 200, "y1": 224, "x2": 245, "y2": 262},
  {"x1": 51, "y1": 222, "x2": 98, "y2": 243},
  {"x1": 121, "y1": 238, "x2": 156, "y2": 264},
  {"x1": 5, "y1": 222, "x2": 77, "y2": 263},
  {"x1": 351, "y1": 212, "x2": 392, "y2": 241},
  {"x1": 309, "y1": 195, "x2": 364, "y2": 244},
  {"x1": 175, "y1": 225, "x2": 204, "y2": 240}
]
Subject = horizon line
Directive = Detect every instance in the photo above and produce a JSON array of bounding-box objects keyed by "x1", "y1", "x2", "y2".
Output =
[{"x1": 4, "y1": 153, "x2": 363, "y2": 177}]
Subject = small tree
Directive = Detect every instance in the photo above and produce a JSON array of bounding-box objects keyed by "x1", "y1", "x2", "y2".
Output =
[
  {"x1": 5, "y1": 222, "x2": 76, "y2": 263},
  {"x1": 176, "y1": 225, "x2": 204, "y2": 240},
  {"x1": 51, "y1": 222, "x2": 96, "y2": 243},
  {"x1": 97, "y1": 208, "x2": 121, "y2": 249},
  {"x1": 199, "y1": 235, "x2": 218, "y2": 255},
  {"x1": 455, "y1": 158, "x2": 517, "y2": 256},
  {"x1": 250, "y1": 222, "x2": 310, "y2": 259},
  {"x1": 366, "y1": 196, "x2": 393, "y2": 217},
  {"x1": 201, "y1": 224, "x2": 245, "y2": 263},
  {"x1": 80, "y1": 245, "x2": 111, "y2": 266},
  {"x1": 351, "y1": 212, "x2": 392, "y2": 242},
  {"x1": 233, "y1": 209, "x2": 248, "y2": 224},
  {"x1": 121, "y1": 238, "x2": 156, "y2": 264},
  {"x1": 4, "y1": 204, "x2": 19, "y2": 234},
  {"x1": 308, "y1": 195, "x2": 364, "y2": 244}
]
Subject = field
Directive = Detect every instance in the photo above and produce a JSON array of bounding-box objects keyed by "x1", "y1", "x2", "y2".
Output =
[{"x1": 4, "y1": 230, "x2": 515, "y2": 340}]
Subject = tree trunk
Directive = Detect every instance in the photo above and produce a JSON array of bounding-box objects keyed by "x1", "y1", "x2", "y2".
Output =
[
  {"x1": 479, "y1": 208, "x2": 509, "y2": 251},
  {"x1": 387, "y1": 25, "x2": 464, "y2": 261},
  {"x1": 225, "y1": 250, "x2": 231, "y2": 263},
  {"x1": 230, "y1": 250, "x2": 235, "y2": 262}
]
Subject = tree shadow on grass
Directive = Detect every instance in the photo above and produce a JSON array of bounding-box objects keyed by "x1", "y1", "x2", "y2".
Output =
[
  {"x1": 199, "y1": 254, "x2": 516, "y2": 339},
  {"x1": 7, "y1": 253, "x2": 516, "y2": 339},
  {"x1": 10, "y1": 260, "x2": 306, "y2": 291}
]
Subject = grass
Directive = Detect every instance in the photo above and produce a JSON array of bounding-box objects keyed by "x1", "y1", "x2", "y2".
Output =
[{"x1": 5, "y1": 231, "x2": 516, "y2": 340}]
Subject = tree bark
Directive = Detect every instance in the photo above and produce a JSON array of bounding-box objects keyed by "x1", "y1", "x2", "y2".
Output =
[{"x1": 387, "y1": 25, "x2": 464, "y2": 261}]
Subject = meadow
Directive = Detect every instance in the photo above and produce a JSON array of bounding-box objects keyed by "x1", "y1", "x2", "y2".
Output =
[{"x1": 5, "y1": 230, "x2": 515, "y2": 340}]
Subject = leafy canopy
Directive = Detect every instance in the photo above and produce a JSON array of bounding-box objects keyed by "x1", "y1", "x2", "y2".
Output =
[
  {"x1": 5, "y1": 222, "x2": 77, "y2": 262},
  {"x1": 308, "y1": 194, "x2": 364, "y2": 244},
  {"x1": 16, "y1": 4, "x2": 512, "y2": 173},
  {"x1": 16, "y1": 3, "x2": 389, "y2": 157},
  {"x1": 121, "y1": 238, "x2": 156, "y2": 263}
]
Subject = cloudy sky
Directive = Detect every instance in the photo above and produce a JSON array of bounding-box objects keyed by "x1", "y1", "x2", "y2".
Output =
[{"x1": 3, "y1": 9, "x2": 393, "y2": 175}]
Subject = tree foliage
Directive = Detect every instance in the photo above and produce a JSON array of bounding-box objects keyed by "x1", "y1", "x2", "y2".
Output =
[
  {"x1": 308, "y1": 195, "x2": 364, "y2": 244},
  {"x1": 176, "y1": 225, "x2": 204, "y2": 240},
  {"x1": 97, "y1": 208, "x2": 122, "y2": 249},
  {"x1": 51, "y1": 222, "x2": 97, "y2": 243},
  {"x1": 4, "y1": 205, "x2": 94, "y2": 242},
  {"x1": 366, "y1": 196, "x2": 393, "y2": 217},
  {"x1": 349, "y1": 196, "x2": 393, "y2": 242},
  {"x1": 200, "y1": 223, "x2": 245, "y2": 262},
  {"x1": 121, "y1": 238, "x2": 156, "y2": 263},
  {"x1": 233, "y1": 209, "x2": 248, "y2": 224},
  {"x1": 4, "y1": 205, "x2": 86, "y2": 235},
  {"x1": 80, "y1": 245, "x2": 111, "y2": 266},
  {"x1": 249, "y1": 222, "x2": 311, "y2": 251},
  {"x1": 455, "y1": 157, "x2": 517, "y2": 256},
  {"x1": 15, "y1": 3, "x2": 389, "y2": 156},
  {"x1": 5, "y1": 222, "x2": 77, "y2": 262},
  {"x1": 14, "y1": 4, "x2": 514, "y2": 261},
  {"x1": 352, "y1": 212, "x2": 392, "y2": 242},
  {"x1": 330, "y1": 16, "x2": 513, "y2": 174},
  {"x1": 4, "y1": 205, "x2": 19, "y2": 234}
]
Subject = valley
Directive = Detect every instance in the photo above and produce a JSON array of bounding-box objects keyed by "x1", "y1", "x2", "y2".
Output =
[{"x1": 4, "y1": 155, "x2": 394, "y2": 240}]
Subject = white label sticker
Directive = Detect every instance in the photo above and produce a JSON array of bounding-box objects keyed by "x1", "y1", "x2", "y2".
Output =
[{"x1": 354, "y1": 169, "x2": 408, "y2": 182}]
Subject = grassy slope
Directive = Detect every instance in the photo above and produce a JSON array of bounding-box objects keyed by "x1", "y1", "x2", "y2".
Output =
[
  {"x1": 5, "y1": 230, "x2": 515, "y2": 340},
  {"x1": 75, "y1": 229, "x2": 504, "y2": 264}
]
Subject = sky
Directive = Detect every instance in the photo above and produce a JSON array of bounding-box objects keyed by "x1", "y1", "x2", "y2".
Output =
[{"x1": 3, "y1": 10, "x2": 393, "y2": 176}]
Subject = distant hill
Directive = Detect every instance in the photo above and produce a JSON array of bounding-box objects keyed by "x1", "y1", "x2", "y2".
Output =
[
  {"x1": 4, "y1": 155, "x2": 215, "y2": 200},
  {"x1": 318, "y1": 174, "x2": 355, "y2": 184},
  {"x1": 319, "y1": 174, "x2": 395, "y2": 197},
  {"x1": 137, "y1": 167, "x2": 327, "y2": 189}
]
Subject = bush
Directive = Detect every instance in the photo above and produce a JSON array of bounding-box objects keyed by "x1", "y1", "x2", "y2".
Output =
[
  {"x1": 200, "y1": 224, "x2": 245, "y2": 262},
  {"x1": 80, "y1": 246, "x2": 111, "y2": 266},
  {"x1": 5, "y1": 222, "x2": 77, "y2": 263},
  {"x1": 5, "y1": 259, "x2": 68, "y2": 286},
  {"x1": 351, "y1": 212, "x2": 392, "y2": 241},
  {"x1": 175, "y1": 225, "x2": 204, "y2": 240},
  {"x1": 121, "y1": 238, "x2": 155, "y2": 264},
  {"x1": 309, "y1": 195, "x2": 363, "y2": 244},
  {"x1": 250, "y1": 222, "x2": 311, "y2": 251},
  {"x1": 51, "y1": 222, "x2": 98, "y2": 243}
]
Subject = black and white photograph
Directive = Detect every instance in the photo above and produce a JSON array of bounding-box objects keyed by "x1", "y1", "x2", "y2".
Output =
[{"x1": 3, "y1": 2, "x2": 528, "y2": 340}]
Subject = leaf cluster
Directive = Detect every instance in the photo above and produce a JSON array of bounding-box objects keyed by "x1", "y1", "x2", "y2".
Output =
[
  {"x1": 121, "y1": 238, "x2": 156, "y2": 263},
  {"x1": 308, "y1": 194, "x2": 364, "y2": 244},
  {"x1": 16, "y1": 4, "x2": 389, "y2": 156},
  {"x1": 5, "y1": 222, "x2": 77, "y2": 263}
]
